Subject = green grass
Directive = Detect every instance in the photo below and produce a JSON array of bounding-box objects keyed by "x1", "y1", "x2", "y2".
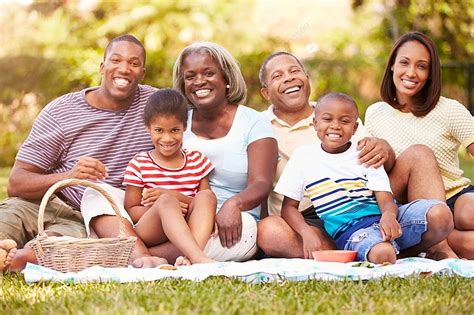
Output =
[
  {"x1": 1, "y1": 162, "x2": 473, "y2": 314},
  {"x1": 1, "y1": 273, "x2": 473, "y2": 314}
]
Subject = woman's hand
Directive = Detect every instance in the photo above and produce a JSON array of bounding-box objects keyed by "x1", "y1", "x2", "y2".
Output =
[
  {"x1": 357, "y1": 137, "x2": 395, "y2": 169},
  {"x1": 215, "y1": 198, "x2": 243, "y2": 248}
]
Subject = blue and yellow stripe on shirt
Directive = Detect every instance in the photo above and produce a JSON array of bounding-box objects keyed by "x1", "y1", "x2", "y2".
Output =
[{"x1": 306, "y1": 177, "x2": 381, "y2": 237}]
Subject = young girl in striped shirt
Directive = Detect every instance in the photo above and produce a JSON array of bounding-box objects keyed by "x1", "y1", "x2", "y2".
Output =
[{"x1": 123, "y1": 89, "x2": 216, "y2": 266}]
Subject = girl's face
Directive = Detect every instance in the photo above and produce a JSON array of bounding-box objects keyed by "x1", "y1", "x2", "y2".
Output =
[
  {"x1": 146, "y1": 115, "x2": 185, "y2": 161},
  {"x1": 182, "y1": 52, "x2": 228, "y2": 110},
  {"x1": 391, "y1": 40, "x2": 431, "y2": 106}
]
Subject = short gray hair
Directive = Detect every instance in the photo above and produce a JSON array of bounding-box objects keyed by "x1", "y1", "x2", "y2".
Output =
[
  {"x1": 172, "y1": 42, "x2": 247, "y2": 105},
  {"x1": 258, "y1": 51, "x2": 307, "y2": 87}
]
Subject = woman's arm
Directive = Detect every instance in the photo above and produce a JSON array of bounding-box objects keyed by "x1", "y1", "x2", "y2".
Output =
[
  {"x1": 228, "y1": 137, "x2": 278, "y2": 210},
  {"x1": 216, "y1": 137, "x2": 278, "y2": 248}
]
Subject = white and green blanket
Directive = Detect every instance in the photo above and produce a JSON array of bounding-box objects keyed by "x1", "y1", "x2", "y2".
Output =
[{"x1": 23, "y1": 258, "x2": 474, "y2": 284}]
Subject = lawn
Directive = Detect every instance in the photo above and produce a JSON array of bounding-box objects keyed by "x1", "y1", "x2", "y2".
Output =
[
  {"x1": 0, "y1": 161, "x2": 473, "y2": 314},
  {"x1": 1, "y1": 273, "x2": 473, "y2": 314}
]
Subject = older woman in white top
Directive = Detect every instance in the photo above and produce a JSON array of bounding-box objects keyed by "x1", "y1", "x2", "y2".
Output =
[{"x1": 173, "y1": 42, "x2": 278, "y2": 261}]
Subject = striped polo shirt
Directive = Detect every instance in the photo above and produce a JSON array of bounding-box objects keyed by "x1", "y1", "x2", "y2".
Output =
[
  {"x1": 123, "y1": 149, "x2": 214, "y2": 197},
  {"x1": 16, "y1": 84, "x2": 157, "y2": 209}
]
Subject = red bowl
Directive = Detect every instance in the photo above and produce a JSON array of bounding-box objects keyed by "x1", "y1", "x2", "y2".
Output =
[{"x1": 312, "y1": 250, "x2": 357, "y2": 263}]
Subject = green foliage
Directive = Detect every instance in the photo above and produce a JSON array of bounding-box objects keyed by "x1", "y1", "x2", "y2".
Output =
[
  {"x1": 0, "y1": 0, "x2": 471, "y2": 167},
  {"x1": 351, "y1": 0, "x2": 474, "y2": 108}
]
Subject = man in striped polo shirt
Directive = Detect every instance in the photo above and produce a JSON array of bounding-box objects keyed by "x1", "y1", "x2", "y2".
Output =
[{"x1": 0, "y1": 35, "x2": 160, "y2": 271}]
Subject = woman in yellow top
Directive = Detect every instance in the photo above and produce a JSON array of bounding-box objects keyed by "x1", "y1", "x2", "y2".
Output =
[{"x1": 365, "y1": 31, "x2": 474, "y2": 258}]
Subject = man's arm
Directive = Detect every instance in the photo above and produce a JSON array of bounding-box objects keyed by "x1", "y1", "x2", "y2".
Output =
[
  {"x1": 8, "y1": 161, "x2": 66, "y2": 200},
  {"x1": 8, "y1": 157, "x2": 108, "y2": 200}
]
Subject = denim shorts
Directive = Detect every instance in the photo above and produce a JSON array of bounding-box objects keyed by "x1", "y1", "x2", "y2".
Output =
[{"x1": 344, "y1": 199, "x2": 443, "y2": 261}]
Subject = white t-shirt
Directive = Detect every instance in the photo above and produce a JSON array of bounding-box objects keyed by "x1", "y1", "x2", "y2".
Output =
[
  {"x1": 263, "y1": 103, "x2": 371, "y2": 215},
  {"x1": 275, "y1": 142, "x2": 392, "y2": 237},
  {"x1": 183, "y1": 105, "x2": 275, "y2": 218}
]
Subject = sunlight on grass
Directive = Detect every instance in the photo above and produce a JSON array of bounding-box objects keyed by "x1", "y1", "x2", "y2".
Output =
[{"x1": 0, "y1": 274, "x2": 473, "y2": 313}]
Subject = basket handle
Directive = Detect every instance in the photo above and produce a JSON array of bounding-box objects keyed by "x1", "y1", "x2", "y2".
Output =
[{"x1": 37, "y1": 179, "x2": 129, "y2": 238}]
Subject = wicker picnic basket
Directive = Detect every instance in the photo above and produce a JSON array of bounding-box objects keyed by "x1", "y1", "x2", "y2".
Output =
[{"x1": 31, "y1": 179, "x2": 136, "y2": 273}]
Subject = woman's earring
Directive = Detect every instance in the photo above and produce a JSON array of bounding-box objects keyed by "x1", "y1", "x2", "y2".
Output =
[{"x1": 226, "y1": 84, "x2": 230, "y2": 89}]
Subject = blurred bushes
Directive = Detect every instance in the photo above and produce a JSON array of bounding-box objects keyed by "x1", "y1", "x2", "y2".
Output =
[{"x1": 0, "y1": 0, "x2": 471, "y2": 167}]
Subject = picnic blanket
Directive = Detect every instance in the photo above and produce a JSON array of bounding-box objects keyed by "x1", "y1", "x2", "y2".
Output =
[{"x1": 23, "y1": 257, "x2": 474, "y2": 284}]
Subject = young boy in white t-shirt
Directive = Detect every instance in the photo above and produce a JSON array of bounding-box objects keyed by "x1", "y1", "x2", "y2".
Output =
[{"x1": 275, "y1": 93, "x2": 453, "y2": 263}]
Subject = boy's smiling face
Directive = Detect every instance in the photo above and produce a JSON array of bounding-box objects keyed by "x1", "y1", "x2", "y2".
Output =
[{"x1": 313, "y1": 96, "x2": 359, "y2": 154}]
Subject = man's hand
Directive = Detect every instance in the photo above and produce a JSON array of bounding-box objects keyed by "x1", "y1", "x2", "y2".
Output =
[
  {"x1": 357, "y1": 137, "x2": 391, "y2": 168},
  {"x1": 66, "y1": 156, "x2": 108, "y2": 180},
  {"x1": 215, "y1": 198, "x2": 242, "y2": 248},
  {"x1": 301, "y1": 226, "x2": 323, "y2": 259},
  {"x1": 379, "y1": 212, "x2": 402, "y2": 241}
]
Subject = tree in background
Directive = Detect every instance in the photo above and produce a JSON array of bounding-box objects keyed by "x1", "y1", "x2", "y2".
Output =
[
  {"x1": 0, "y1": 0, "x2": 471, "y2": 167},
  {"x1": 351, "y1": 0, "x2": 473, "y2": 113}
]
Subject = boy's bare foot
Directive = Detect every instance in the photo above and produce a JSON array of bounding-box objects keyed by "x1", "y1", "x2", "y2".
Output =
[
  {"x1": 0, "y1": 239, "x2": 17, "y2": 271},
  {"x1": 426, "y1": 240, "x2": 458, "y2": 260},
  {"x1": 131, "y1": 256, "x2": 168, "y2": 268}
]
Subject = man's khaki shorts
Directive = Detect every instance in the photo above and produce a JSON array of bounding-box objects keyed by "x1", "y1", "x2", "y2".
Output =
[{"x1": 0, "y1": 196, "x2": 86, "y2": 247}]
